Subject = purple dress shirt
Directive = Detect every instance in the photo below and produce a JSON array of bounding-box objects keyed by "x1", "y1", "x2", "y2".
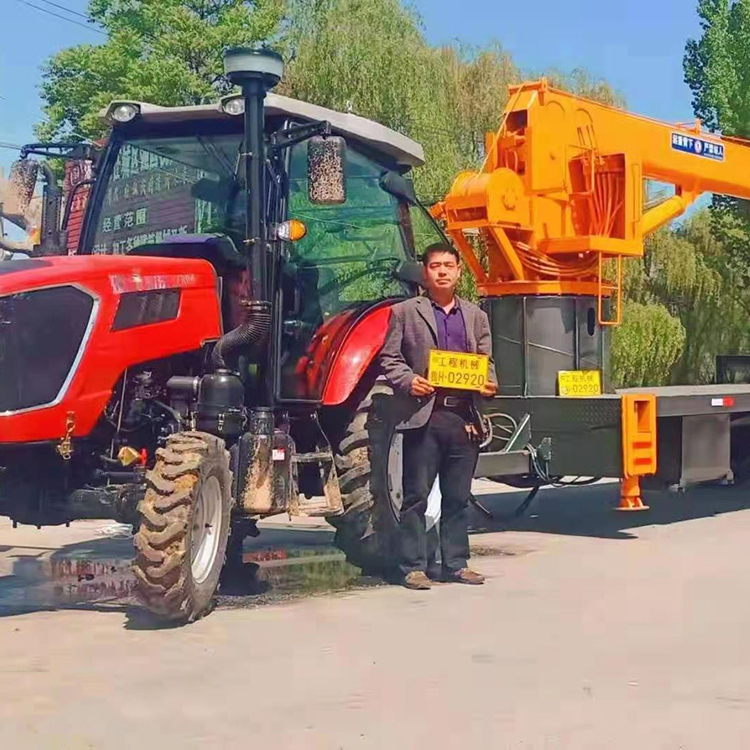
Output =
[{"x1": 431, "y1": 298, "x2": 468, "y2": 353}]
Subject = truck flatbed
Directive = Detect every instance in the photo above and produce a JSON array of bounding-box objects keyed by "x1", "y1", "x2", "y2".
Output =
[{"x1": 618, "y1": 384, "x2": 750, "y2": 417}]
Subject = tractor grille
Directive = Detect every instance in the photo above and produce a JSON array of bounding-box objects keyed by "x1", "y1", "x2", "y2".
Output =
[{"x1": 0, "y1": 286, "x2": 95, "y2": 412}]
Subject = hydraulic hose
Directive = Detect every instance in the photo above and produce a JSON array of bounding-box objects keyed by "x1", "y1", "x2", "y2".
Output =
[{"x1": 470, "y1": 485, "x2": 541, "y2": 522}]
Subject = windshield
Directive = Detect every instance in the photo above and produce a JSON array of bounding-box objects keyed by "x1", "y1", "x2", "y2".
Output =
[
  {"x1": 288, "y1": 142, "x2": 443, "y2": 318},
  {"x1": 278, "y1": 142, "x2": 446, "y2": 400},
  {"x1": 90, "y1": 133, "x2": 243, "y2": 255}
]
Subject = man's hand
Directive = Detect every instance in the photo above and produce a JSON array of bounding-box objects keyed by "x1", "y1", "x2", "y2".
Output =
[
  {"x1": 465, "y1": 423, "x2": 480, "y2": 442},
  {"x1": 479, "y1": 381, "x2": 498, "y2": 398},
  {"x1": 410, "y1": 375, "x2": 435, "y2": 397}
]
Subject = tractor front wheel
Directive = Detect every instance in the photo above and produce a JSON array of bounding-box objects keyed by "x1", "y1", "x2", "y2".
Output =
[{"x1": 133, "y1": 431, "x2": 232, "y2": 623}]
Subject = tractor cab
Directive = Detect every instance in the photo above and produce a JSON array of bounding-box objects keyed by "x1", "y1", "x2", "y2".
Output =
[{"x1": 65, "y1": 86, "x2": 442, "y2": 400}]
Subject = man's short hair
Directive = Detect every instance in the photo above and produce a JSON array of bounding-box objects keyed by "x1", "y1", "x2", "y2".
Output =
[{"x1": 421, "y1": 243, "x2": 461, "y2": 266}]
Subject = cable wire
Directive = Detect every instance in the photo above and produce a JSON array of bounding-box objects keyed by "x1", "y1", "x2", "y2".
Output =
[
  {"x1": 14, "y1": 0, "x2": 106, "y2": 35},
  {"x1": 37, "y1": 0, "x2": 90, "y2": 20}
]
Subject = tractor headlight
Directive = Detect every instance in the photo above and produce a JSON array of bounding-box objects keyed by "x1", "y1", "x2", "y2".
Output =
[
  {"x1": 108, "y1": 102, "x2": 140, "y2": 123},
  {"x1": 220, "y1": 95, "x2": 245, "y2": 116}
]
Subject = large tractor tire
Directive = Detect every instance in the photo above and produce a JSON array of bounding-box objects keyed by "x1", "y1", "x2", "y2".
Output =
[
  {"x1": 330, "y1": 382, "x2": 401, "y2": 575},
  {"x1": 133, "y1": 431, "x2": 232, "y2": 623}
]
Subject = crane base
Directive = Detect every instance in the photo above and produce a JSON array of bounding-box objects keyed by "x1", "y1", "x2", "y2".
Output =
[
  {"x1": 616, "y1": 502, "x2": 650, "y2": 512},
  {"x1": 486, "y1": 294, "x2": 609, "y2": 397},
  {"x1": 617, "y1": 476, "x2": 649, "y2": 511}
]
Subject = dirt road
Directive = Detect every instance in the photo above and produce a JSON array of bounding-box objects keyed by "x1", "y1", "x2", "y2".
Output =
[{"x1": 2, "y1": 481, "x2": 750, "y2": 749}]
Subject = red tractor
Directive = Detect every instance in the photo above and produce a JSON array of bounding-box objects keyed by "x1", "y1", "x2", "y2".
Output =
[{"x1": 0, "y1": 48, "x2": 440, "y2": 621}]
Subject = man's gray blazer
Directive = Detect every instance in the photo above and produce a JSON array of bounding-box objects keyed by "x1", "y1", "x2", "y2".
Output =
[{"x1": 379, "y1": 295, "x2": 498, "y2": 430}]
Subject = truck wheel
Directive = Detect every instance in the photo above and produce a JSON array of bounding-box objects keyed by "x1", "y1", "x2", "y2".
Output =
[
  {"x1": 330, "y1": 383, "x2": 400, "y2": 575},
  {"x1": 133, "y1": 431, "x2": 232, "y2": 623}
]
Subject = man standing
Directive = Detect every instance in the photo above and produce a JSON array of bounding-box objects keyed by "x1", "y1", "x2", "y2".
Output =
[{"x1": 380, "y1": 243, "x2": 498, "y2": 590}]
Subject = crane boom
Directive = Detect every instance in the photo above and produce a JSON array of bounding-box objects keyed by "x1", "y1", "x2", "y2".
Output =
[{"x1": 432, "y1": 79, "x2": 750, "y2": 310}]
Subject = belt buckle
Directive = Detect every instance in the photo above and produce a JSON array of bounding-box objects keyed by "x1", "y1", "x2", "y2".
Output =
[{"x1": 444, "y1": 396, "x2": 460, "y2": 408}]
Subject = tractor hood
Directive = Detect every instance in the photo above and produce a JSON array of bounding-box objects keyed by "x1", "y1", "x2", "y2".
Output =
[
  {"x1": 0, "y1": 255, "x2": 222, "y2": 442},
  {"x1": 0, "y1": 255, "x2": 218, "y2": 297}
]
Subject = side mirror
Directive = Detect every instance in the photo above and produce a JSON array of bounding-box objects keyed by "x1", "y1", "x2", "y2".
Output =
[
  {"x1": 191, "y1": 176, "x2": 235, "y2": 204},
  {"x1": 393, "y1": 260, "x2": 425, "y2": 286},
  {"x1": 380, "y1": 171, "x2": 417, "y2": 204},
  {"x1": 308, "y1": 136, "x2": 346, "y2": 205},
  {"x1": 6, "y1": 159, "x2": 39, "y2": 216}
]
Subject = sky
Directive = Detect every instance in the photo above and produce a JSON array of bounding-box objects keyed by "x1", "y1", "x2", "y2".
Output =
[
  {"x1": 1, "y1": 0, "x2": 704, "y2": 225},
  {"x1": 1, "y1": 0, "x2": 97, "y2": 170},
  {"x1": 412, "y1": 0, "x2": 702, "y2": 123}
]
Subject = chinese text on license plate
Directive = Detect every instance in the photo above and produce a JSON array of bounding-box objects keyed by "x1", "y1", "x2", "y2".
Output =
[
  {"x1": 557, "y1": 370, "x2": 602, "y2": 398},
  {"x1": 428, "y1": 350, "x2": 490, "y2": 392}
]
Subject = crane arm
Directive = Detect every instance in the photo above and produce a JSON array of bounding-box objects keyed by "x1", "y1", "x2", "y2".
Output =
[{"x1": 433, "y1": 79, "x2": 750, "y2": 304}]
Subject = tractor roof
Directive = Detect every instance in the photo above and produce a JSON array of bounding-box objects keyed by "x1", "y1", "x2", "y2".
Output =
[{"x1": 103, "y1": 94, "x2": 424, "y2": 169}]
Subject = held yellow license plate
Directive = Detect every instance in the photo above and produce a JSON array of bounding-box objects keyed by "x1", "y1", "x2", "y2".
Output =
[
  {"x1": 558, "y1": 370, "x2": 602, "y2": 398},
  {"x1": 427, "y1": 350, "x2": 490, "y2": 392}
]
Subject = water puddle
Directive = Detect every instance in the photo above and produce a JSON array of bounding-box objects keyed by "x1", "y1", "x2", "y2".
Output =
[
  {"x1": 216, "y1": 548, "x2": 381, "y2": 609},
  {"x1": 0, "y1": 525, "x2": 521, "y2": 616},
  {"x1": 0, "y1": 533, "x2": 380, "y2": 615},
  {"x1": 0, "y1": 551, "x2": 137, "y2": 612}
]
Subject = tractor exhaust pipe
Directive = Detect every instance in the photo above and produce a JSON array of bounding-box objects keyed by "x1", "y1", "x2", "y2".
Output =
[{"x1": 213, "y1": 48, "x2": 283, "y2": 380}]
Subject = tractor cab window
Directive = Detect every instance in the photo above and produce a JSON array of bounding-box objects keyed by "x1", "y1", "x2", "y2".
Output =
[
  {"x1": 287, "y1": 142, "x2": 412, "y2": 319},
  {"x1": 279, "y1": 140, "x2": 443, "y2": 400},
  {"x1": 90, "y1": 134, "x2": 244, "y2": 255}
]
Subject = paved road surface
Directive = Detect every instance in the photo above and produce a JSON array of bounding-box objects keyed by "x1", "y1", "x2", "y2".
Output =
[{"x1": 2, "y1": 480, "x2": 750, "y2": 749}]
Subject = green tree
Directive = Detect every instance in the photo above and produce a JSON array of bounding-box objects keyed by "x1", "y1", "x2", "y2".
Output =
[
  {"x1": 37, "y1": 0, "x2": 285, "y2": 141},
  {"x1": 684, "y1": 0, "x2": 750, "y2": 134},
  {"x1": 672, "y1": 214, "x2": 750, "y2": 382},
  {"x1": 684, "y1": 0, "x2": 750, "y2": 280},
  {"x1": 281, "y1": 0, "x2": 520, "y2": 205},
  {"x1": 613, "y1": 209, "x2": 750, "y2": 386},
  {"x1": 611, "y1": 301, "x2": 686, "y2": 387},
  {"x1": 543, "y1": 68, "x2": 625, "y2": 108},
  {"x1": 615, "y1": 220, "x2": 715, "y2": 386}
]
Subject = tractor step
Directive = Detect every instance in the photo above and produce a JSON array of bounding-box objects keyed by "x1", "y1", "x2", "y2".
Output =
[
  {"x1": 289, "y1": 450, "x2": 343, "y2": 517},
  {"x1": 293, "y1": 451, "x2": 333, "y2": 464},
  {"x1": 295, "y1": 495, "x2": 340, "y2": 517}
]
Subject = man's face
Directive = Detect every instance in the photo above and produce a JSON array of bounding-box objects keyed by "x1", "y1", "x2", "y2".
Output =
[{"x1": 423, "y1": 251, "x2": 461, "y2": 295}]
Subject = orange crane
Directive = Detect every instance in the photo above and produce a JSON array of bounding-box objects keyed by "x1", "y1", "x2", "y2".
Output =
[
  {"x1": 431, "y1": 79, "x2": 750, "y2": 510},
  {"x1": 432, "y1": 78, "x2": 750, "y2": 321}
]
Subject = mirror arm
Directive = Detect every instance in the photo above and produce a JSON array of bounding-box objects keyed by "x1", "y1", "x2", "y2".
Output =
[
  {"x1": 20, "y1": 143, "x2": 99, "y2": 162},
  {"x1": 270, "y1": 120, "x2": 332, "y2": 152},
  {"x1": 36, "y1": 161, "x2": 58, "y2": 193}
]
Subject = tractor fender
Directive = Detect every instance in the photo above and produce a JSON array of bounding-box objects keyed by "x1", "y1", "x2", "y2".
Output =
[{"x1": 321, "y1": 304, "x2": 394, "y2": 406}]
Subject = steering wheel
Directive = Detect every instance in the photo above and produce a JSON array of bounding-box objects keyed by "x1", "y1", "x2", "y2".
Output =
[{"x1": 316, "y1": 257, "x2": 400, "y2": 299}]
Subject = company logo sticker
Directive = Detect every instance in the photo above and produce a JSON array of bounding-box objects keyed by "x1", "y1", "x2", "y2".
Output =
[{"x1": 671, "y1": 133, "x2": 725, "y2": 161}]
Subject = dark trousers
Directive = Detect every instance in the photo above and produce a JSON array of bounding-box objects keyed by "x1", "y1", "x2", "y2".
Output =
[{"x1": 399, "y1": 407, "x2": 478, "y2": 577}]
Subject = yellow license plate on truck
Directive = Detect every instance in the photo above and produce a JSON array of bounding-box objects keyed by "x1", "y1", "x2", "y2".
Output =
[
  {"x1": 558, "y1": 370, "x2": 602, "y2": 397},
  {"x1": 428, "y1": 350, "x2": 490, "y2": 392}
]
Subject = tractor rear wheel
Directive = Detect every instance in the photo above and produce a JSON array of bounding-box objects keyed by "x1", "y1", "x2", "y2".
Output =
[
  {"x1": 330, "y1": 383, "x2": 401, "y2": 575},
  {"x1": 133, "y1": 431, "x2": 232, "y2": 623}
]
